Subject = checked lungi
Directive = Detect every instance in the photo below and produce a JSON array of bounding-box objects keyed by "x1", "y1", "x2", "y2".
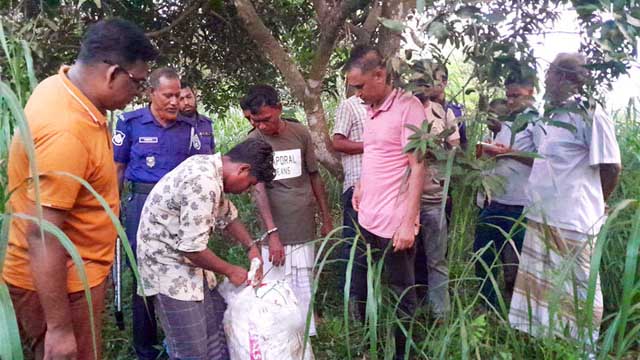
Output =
[{"x1": 508, "y1": 220, "x2": 603, "y2": 345}]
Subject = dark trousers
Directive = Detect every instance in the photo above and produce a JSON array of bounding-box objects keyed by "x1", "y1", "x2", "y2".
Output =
[
  {"x1": 154, "y1": 286, "x2": 229, "y2": 360},
  {"x1": 338, "y1": 187, "x2": 367, "y2": 301},
  {"x1": 352, "y1": 225, "x2": 417, "y2": 359},
  {"x1": 124, "y1": 191, "x2": 160, "y2": 360},
  {"x1": 473, "y1": 202, "x2": 526, "y2": 310}
]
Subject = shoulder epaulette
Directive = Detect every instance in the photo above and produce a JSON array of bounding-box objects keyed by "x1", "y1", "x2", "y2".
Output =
[{"x1": 120, "y1": 107, "x2": 148, "y2": 122}]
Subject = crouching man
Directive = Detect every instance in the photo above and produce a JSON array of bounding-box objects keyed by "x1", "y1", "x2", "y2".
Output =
[{"x1": 136, "y1": 138, "x2": 275, "y2": 359}]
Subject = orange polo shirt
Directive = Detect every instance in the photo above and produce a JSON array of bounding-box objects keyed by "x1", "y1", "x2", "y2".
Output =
[{"x1": 3, "y1": 66, "x2": 120, "y2": 293}]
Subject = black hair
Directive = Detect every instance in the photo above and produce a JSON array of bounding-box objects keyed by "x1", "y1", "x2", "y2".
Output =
[
  {"x1": 344, "y1": 45, "x2": 385, "y2": 73},
  {"x1": 149, "y1": 67, "x2": 180, "y2": 89},
  {"x1": 414, "y1": 92, "x2": 428, "y2": 104},
  {"x1": 504, "y1": 66, "x2": 537, "y2": 88},
  {"x1": 77, "y1": 18, "x2": 158, "y2": 67},
  {"x1": 240, "y1": 85, "x2": 280, "y2": 115},
  {"x1": 433, "y1": 63, "x2": 448, "y2": 81},
  {"x1": 226, "y1": 138, "x2": 276, "y2": 183},
  {"x1": 180, "y1": 81, "x2": 192, "y2": 90}
]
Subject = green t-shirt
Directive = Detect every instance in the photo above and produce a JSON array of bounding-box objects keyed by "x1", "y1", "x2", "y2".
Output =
[{"x1": 247, "y1": 120, "x2": 319, "y2": 245}]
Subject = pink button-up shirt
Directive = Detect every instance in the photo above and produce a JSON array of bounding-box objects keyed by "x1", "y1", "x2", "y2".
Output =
[{"x1": 358, "y1": 89, "x2": 427, "y2": 238}]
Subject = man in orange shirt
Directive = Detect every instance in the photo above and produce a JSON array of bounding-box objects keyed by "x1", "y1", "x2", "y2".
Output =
[{"x1": 3, "y1": 19, "x2": 157, "y2": 360}]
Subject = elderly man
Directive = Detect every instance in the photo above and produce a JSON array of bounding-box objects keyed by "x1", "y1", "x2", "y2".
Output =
[
  {"x1": 137, "y1": 138, "x2": 274, "y2": 360},
  {"x1": 4, "y1": 19, "x2": 157, "y2": 359},
  {"x1": 113, "y1": 67, "x2": 215, "y2": 360},
  {"x1": 474, "y1": 70, "x2": 543, "y2": 312},
  {"x1": 509, "y1": 53, "x2": 621, "y2": 347},
  {"x1": 345, "y1": 45, "x2": 427, "y2": 359}
]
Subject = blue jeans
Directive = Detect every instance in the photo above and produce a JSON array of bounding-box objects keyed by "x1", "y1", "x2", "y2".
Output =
[
  {"x1": 124, "y1": 191, "x2": 160, "y2": 360},
  {"x1": 338, "y1": 187, "x2": 367, "y2": 301},
  {"x1": 473, "y1": 202, "x2": 526, "y2": 310}
]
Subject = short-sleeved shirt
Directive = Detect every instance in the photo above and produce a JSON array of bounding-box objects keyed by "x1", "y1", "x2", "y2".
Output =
[
  {"x1": 137, "y1": 154, "x2": 237, "y2": 301},
  {"x1": 332, "y1": 96, "x2": 367, "y2": 193},
  {"x1": 112, "y1": 108, "x2": 215, "y2": 183},
  {"x1": 247, "y1": 120, "x2": 318, "y2": 245},
  {"x1": 359, "y1": 89, "x2": 427, "y2": 238},
  {"x1": 487, "y1": 110, "x2": 543, "y2": 206},
  {"x1": 3, "y1": 66, "x2": 119, "y2": 292},
  {"x1": 421, "y1": 101, "x2": 461, "y2": 204},
  {"x1": 525, "y1": 103, "x2": 621, "y2": 235}
]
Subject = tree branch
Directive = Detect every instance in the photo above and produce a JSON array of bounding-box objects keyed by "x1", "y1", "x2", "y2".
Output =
[
  {"x1": 312, "y1": 0, "x2": 329, "y2": 26},
  {"x1": 349, "y1": 0, "x2": 382, "y2": 45},
  {"x1": 146, "y1": 0, "x2": 228, "y2": 38},
  {"x1": 233, "y1": 0, "x2": 307, "y2": 100},
  {"x1": 308, "y1": 0, "x2": 358, "y2": 82}
]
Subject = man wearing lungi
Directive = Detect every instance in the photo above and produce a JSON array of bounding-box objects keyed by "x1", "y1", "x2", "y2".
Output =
[{"x1": 508, "y1": 53, "x2": 622, "y2": 348}]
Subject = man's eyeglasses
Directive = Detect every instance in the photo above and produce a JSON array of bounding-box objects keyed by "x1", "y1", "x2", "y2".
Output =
[{"x1": 103, "y1": 60, "x2": 148, "y2": 92}]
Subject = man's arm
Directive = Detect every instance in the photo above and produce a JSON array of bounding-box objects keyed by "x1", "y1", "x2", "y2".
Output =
[
  {"x1": 116, "y1": 162, "x2": 127, "y2": 194},
  {"x1": 331, "y1": 134, "x2": 363, "y2": 155},
  {"x1": 600, "y1": 163, "x2": 622, "y2": 201},
  {"x1": 26, "y1": 206, "x2": 78, "y2": 359},
  {"x1": 224, "y1": 219, "x2": 261, "y2": 260},
  {"x1": 251, "y1": 183, "x2": 284, "y2": 266},
  {"x1": 310, "y1": 172, "x2": 334, "y2": 236},
  {"x1": 181, "y1": 250, "x2": 248, "y2": 286},
  {"x1": 392, "y1": 153, "x2": 425, "y2": 251}
]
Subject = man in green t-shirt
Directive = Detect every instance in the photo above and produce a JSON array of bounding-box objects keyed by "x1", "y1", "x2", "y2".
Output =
[{"x1": 241, "y1": 85, "x2": 334, "y2": 337}]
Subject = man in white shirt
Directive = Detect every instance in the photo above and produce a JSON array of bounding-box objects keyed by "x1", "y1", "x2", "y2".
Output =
[
  {"x1": 474, "y1": 70, "x2": 542, "y2": 312},
  {"x1": 331, "y1": 91, "x2": 368, "y2": 320},
  {"x1": 508, "y1": 53, "x2": 621, "y2": 346}
]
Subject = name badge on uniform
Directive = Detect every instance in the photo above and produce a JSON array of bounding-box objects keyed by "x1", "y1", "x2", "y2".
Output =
[
  {"x1": 139, "y1": 137, "x2": 158, "y2": 144},
  {"x1": 146, "y1": 155, "x2": 156, "y2": 168},
  {"x1": 191, "y1": 133, "x2": 201, "y2": 151}
]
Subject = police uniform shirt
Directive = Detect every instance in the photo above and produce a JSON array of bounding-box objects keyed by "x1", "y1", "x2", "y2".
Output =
[{"x1": 112, "y1": 107, "x2": 215, "y2": 183}]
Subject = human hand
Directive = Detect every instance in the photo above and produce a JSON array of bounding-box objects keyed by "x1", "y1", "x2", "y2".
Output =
[
  {"x1": 352, "y1": 183, "x2": 362, "y2": 211},
  {"x1": 392, "y1": 222, "x2": 416, "y2": 252},
  {"x1": 44, "y1": 326, "x2": 77, "y2": 360},
  {"x1": 246, "y1": 247, "x2": 263, "y2": 284},
  {"x1": 227, "y1": 265, "x2": 249, "y2": 286},
  {"x1": 268, "y1": 234, "x2": 285, "y2": 267},
  {"x1": 483, "y1": 143, "x2": 510, "y2": 157}
]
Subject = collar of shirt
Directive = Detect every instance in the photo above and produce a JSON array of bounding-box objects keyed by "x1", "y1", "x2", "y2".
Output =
[
  {"x1": 139, "y1": 106, "x2": 189, "y2": 128},
  {"x1": 58, "y1": 65, "x2": 107, "y2": 126},
  {"x1": 368, "y1": 88, "x2": 400, "y2": 119}
]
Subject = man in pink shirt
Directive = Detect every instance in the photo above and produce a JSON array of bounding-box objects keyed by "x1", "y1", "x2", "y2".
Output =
[{"x1": 346, "y1": 45, "x2": 427, "y2": 359}]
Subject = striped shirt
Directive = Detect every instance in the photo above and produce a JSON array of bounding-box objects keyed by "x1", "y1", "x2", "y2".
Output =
[{"x1": 332, "y1": 96, "x2": 367, "y2": 192}]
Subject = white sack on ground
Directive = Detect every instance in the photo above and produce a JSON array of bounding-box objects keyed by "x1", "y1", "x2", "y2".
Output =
[{"x1": 218, "y1": 259, "x2": 314, "y2": 360}]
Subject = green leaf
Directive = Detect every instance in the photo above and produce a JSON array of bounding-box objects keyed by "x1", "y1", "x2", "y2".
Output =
[
  {"x1": 455, "y1": 5, "x2": 479, "y2": 19},
  {"x1": 379, "y1": 18, "x2": 406, "y2": 33},
  {"x1": 0, "y1": 281, "x2": 22, "y2": 360},
  {"x1": 546, "y1": 120, "x2": 577, "y2": 133},
  {"x1": 427, "y1": 21, "x2": 449, "y2": 41}
]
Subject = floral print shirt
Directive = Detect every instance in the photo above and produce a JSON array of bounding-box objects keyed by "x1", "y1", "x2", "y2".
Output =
[{"x1": 137, "y1": 154, "x2": 237, "y2": 301}]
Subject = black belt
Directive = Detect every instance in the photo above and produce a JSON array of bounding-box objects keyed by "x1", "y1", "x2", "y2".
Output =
[{"x1": 129, "y1": 182, "x2": 156, "y2": 195}]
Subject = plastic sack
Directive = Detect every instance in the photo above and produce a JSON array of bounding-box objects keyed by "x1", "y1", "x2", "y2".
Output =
[{"x1": 218, "y1": 259, "x2": 314, "y2": 360}]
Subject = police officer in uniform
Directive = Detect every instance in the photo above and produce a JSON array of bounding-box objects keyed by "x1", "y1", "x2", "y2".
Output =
[
  {"x1": 178, "y1": 82, "x2": 216, "y2": 151},
  {"x1": 113, "y1": 67, "x2": 214, "y2": 360}
]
